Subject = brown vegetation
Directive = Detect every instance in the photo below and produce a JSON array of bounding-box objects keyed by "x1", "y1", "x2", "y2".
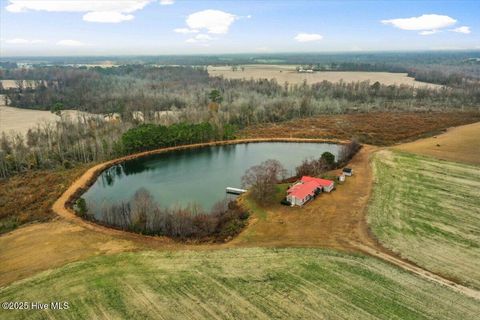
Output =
[
  {"x1": 240, "y1": 111, "x2": 480, "y2": 145},
  {"x1": 81, "y1": 189, "x2": 249, "y2": 241},
  {"x1": 0, "y1": 165, "x2": 89, "y2": 234},
  {"x1": 394, "y1": 121, "x2": 480, "y2": 165}
]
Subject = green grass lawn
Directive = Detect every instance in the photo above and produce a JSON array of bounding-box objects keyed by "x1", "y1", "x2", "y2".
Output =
[
  {"x1": 369, "y1": 150, "x2": 480, "y2": 289},
  {"x1": 1, "y1": 248, "x2": 479, "y2": 320},
  {"x1": 242, "y1": 183, "x2": 289, "y2": 220}
]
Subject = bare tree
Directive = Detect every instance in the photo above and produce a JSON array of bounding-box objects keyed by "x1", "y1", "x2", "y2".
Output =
[{"x1": 242, "y1": 159, "x2": 287, "y2": 204}]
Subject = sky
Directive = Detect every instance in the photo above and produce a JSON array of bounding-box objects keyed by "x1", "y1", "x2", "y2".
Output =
[{"x1": 0, "y1": 0, "x2": 479, "y2": 56}]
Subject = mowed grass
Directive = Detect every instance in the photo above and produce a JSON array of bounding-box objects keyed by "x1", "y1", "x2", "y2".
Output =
[
  {"x1": 1, "y1": 248, "x2": 479, "y2": 320},
  {"x1": 369, "y1": 150, "x2": 480, "y2": 289}
]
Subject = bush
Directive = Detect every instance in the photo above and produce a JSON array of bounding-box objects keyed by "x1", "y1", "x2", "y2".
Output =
[
  {"x1": 74, "y1": 198, "x2": 88, "y2": 217},
  {"x1": 321, "y1": 152, "x2": 335, "y2": 167}
]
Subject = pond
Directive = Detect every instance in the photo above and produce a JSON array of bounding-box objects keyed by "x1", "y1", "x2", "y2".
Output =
[{"x1": 82, "y1": 142, "x2": 341, "y2": 219}]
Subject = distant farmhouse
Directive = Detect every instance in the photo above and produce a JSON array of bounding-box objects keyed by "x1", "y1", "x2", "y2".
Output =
[{"x1": 286, "y1": 176, "x2": 335, "y2": 206}]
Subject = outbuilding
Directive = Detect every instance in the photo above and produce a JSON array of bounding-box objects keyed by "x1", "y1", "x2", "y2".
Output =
[{"x1": 342, "y1": 167, "x2": 353, "y2": 176}]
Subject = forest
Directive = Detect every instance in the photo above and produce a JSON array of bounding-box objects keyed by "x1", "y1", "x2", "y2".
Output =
[{"x1": 0, "y1": 59, "x2": 479, "y2": 178}]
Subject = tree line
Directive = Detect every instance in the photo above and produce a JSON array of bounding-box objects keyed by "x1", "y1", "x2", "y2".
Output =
[
  {"x1": 1, "y1": 65, "x2": 479, "y2": 179},
  {"x1": 0, "y1": 118, "x2": 235, "y2": 178},
  {"x1": 76, "y1": 188, "x2": 248, "y2": 241},
  {"x1": 121, "y1": 122, "x2": 235, "y2": 154}
]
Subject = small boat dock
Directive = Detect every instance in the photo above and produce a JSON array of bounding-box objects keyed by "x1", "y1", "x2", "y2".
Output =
[{"x1": 226, "y1": 187, "x2": 247, "y2": 195}]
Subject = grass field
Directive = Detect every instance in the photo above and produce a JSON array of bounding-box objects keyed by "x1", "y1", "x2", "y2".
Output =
[
  {"x1": 368, "y1": 150, "x2": 480, "y2": 289},
  {"x1": 208, "y1": 65, "x2": 440, "y2": 88},
  {"x1": 0, "y1": 95, "x2": 94, "y2": 136},
  {"x1": 395, "y1": 122, "x2": 480, "y2": 166},
  {"x1": 1, "y1": 248, "x2": 479, "y2": 320}
]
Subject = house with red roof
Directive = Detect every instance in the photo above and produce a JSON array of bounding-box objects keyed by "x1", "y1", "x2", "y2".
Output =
[
  {"x1": 286, "y1": 176, "x2": 335, "y2": 206},
  {"x1": 300, "y1": 176, "x2": 335, "y2": 193}
]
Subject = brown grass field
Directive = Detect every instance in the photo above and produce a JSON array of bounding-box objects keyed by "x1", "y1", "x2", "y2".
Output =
[
  {"x1": 208, "y1": 65, "x2": 441, "y2": 88},
  {"x1": 240, "y1": 112, "x2": 480, "y2": 145},
  {"x1": 0, "y1": 95, "x2": 92, "y2": 136},
  {"x1": 394, "y1": 121, "x2": 480, "y2": 165}
]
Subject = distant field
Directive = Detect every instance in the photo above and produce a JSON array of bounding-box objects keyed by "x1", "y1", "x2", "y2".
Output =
[
  {"x1": 0, "y1": 80, "x2": 47, "y2": 89},
  {"x1": 0, "y1": 94, "x2": 104, "y2": 136},
  {"x1": 208, "y1": 65, "x2": 441, "y2": 88},
  {"x1": 368, "y1": 150, "x2": 480, "y2": 289},
  {"x1": 0, "y1": 105, "x2": 58, "y2": 135},
  {"x1": 1, "y1": 248, "x2": 479, "y2": 320},
  {"x1": 0, "y1": 103, "x2": 91, "y2": 136}
]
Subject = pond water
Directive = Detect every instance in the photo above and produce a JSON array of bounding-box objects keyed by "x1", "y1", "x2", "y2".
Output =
[{"x1": 82, "y1": 142, "x2": 340, "y2": 218}]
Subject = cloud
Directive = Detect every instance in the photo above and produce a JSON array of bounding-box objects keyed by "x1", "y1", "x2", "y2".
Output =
[
  {"x1": 5, "y1": 38, "x2": 44, "y2": 44},
  {"x1": 381, "y1": 14, "x2": 456, "y2": 35},
  {"x1": 419, "y1": 30, "x2": 439, "y2": 36},
  {"x1": 450, "y1": 26, "x2": 471, "y2": 34},
  {"x1": 294, "y1": 33, "x2": 323, "y2": 42},
  {"x1": 185, "y1": 10, "x2": 237, "y2": 34},
  {"x1": 5, "y1": 0, "x2": 151, "y2": 23},
  {"x1": 83, "y1": 11, "x2": 134, "y2": 23},
  {"x1": 186, "y1": 33, "x2": 215, "y2": 44},
  {"x1": 159, "y1": 0, "x2": 174, "y2": 5},
  {"x1": 174, "y1": 28, "x2": 199, "y2": 34},
  {"x1": 56, "y1": 39, "x2": 86, "y2": 47}
]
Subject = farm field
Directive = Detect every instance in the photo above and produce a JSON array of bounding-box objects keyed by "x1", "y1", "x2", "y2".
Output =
[
  {"x1": 368, "y1": 150, "x2": 480, "y2": 289},
  {"x1": 208, "y1": 65, "x2": 441, "y2": 88},
  {"x1": 239, "y1": 112, "x2": 480, "y2": 145},
  {"x1": 1, "y1": 248, "x2": 479, "y2": 320},
  {"x1": 0, "y1": 96, "x2": 93, "y2": 136},
  {"x1": 395, "y1": 122, "x2": 480, "y2": 165}
]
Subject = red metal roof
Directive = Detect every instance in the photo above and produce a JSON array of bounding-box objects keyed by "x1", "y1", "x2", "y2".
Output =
[
  {"x1": 301, "y1": 176, "x2": 334, "y2": 187},
  {"x1": 288, "y1": 180, "x2": 320, "y2": 199}
]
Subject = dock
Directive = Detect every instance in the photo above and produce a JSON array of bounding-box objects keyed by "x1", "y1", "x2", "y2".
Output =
[{"x1": 226, "y1": 187, "x2": 247, "y2": 195}]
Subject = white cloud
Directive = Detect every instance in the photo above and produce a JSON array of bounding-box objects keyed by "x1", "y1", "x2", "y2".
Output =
[
  {"x1": 450, "y1": 26, "x2": 471, "y2": 34},
  {"x1": 174, "y1": 28, "x2": 199, "y2": 34},
  {"x1": 294, "y1": 33, "x2": 323, "y2": 42},
  {"x1": 185, "y1": 10, "x2": 237, "y2": 34},
  {"x1": 57, "y1": 39, "x2": 86, "y2": 47},
  {"x1": 5, "y1": 38, "x2": 44, "y2": 44},
  {"x1": 83, "y1": 11, "x2": 134, "y2": 23},
  {"x1": 186, "y1": 33, "x2": 215, "y2": 44},
  {"x1": 159, "y1": 0, "x2": 174, "y2": 5},
  {"x1": 419, "y1": 30, "x2": 439, "y2": 36},
  {"x1": 5, "y1": 0, "x2": 151, "y2": 23},
  {"x1": 381, "y1": 14, "x2": 456, "y2": 35}
]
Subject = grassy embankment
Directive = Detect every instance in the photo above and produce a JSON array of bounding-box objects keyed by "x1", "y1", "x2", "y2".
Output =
[
  {"x1": 368, "y1": 150, "x2": 480, "y2": 289},
  {"x1": 1, "y1": 248, "x2": 479, "y2": 320}
]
